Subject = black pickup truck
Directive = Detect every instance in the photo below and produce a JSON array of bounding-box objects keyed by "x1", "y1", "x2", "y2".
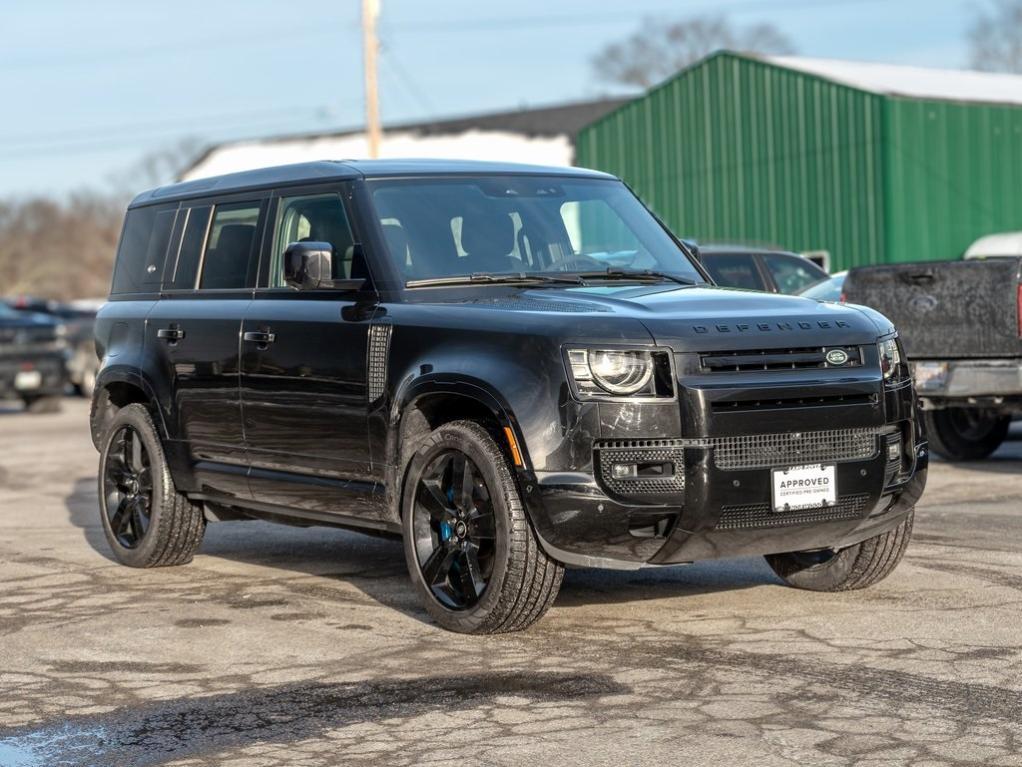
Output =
[{"x1": 843, "y1": 258, "x2": 1021, "y2": 460}]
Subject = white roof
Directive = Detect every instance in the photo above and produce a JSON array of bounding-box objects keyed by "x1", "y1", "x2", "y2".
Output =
[
  {"x1": 763, "y1": 55, "x2": 1022, "y2": 106},
  {"x1": 964, "y1": 231, "x2": 1022, "y2": 258}
]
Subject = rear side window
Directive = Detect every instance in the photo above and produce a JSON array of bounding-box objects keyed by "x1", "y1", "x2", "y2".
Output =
[
  {"x1": 199, "y1": 202, "x2": 261, "y2": 290},
  {"x1": 702, "y1": 254, "x2": 767, "y2": 291},
  {"x1": 110, "y1": 206, "x2": 176, "y2": 294},
  {"x1": 762, "y1": 253, "x2": 826, "y2": 294},
  {"x1": 165, "y1": 205, "x2": 212, "y2": 290}
]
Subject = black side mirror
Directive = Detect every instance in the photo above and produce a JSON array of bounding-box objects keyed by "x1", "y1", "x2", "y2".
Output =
[{"x1": 283, "y1": 241, "x2": 365, "y2": 291}]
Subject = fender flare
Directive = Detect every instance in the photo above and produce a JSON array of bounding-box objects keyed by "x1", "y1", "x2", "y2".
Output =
[{"x1": 389, "y1": 373, "x2": 529, "y2": 469}]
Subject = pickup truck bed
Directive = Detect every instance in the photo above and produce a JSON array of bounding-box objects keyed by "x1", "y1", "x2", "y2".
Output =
[{"x1": 843, "y1": 258, "x2": 1022, "y2": 461}]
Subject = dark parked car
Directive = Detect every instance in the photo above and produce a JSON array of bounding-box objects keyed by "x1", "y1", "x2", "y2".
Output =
[
  {"x1": 91, "y1": 160, "x2": 926, "y2": 633},
  {"x1": 699, "y1": 245, "x2": 829, "y2": 294},
  {"x1": 5, "y1": 296, "x2": 100, "y2": 396},
  {"x1": 0, "y1": 301, "x2": 68, "y2": 411}
]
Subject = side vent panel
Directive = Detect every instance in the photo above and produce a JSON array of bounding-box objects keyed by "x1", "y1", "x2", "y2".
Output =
[{"x1": 367, "y1": 324, "x2": 392, "y2": 402}]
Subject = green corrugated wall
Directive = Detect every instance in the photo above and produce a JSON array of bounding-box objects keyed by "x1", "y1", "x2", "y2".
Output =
[
  {"x1": 884, "y1": 98, "x2": 1022, "y2": 261},
  {"x1": 576, "y1": 51, "x2": 1022, "y2": 271}
]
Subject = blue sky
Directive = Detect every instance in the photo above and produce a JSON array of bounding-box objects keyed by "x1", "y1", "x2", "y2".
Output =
[{"x1": 1, "y1": 0, "x2": 974, "y2": 198}]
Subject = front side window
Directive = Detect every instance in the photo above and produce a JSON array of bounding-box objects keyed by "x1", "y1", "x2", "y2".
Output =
[
  {"x1": 198, "y1": 202, "x2": 261, "y2": 290},
  {"x1": 367, "y1": 176, "x2": 703, "y2": 284},
  {"x1": 270, "y1": 193, "x2": 356, "y2": 287}
]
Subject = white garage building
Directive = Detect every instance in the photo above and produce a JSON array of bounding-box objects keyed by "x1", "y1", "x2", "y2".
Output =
[{"x1": 178, "y1": 99, "x2": 627, "y2": 181}]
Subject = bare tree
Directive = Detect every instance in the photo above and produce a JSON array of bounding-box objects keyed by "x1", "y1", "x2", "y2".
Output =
[
  {"x1": 592, "y1": 15, "x2": 795, "y2": 89},
  {"x1": 968, "y1": 0, "x2": 1022, "y2": 72},
  {"x1": 0, "y1": 193, "x2": 123, "y2": 301},
  {"x1": 106, "y1": 137, "x2": 206, "y2": 197}
]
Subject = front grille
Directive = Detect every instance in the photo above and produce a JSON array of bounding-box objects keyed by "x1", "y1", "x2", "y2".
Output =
[
  {"x1": 595, "y1": 440, "x2": 685, "y2": 496},
  {"x1": 709, "y1": 428, "x2": 881, "y2": 470},
  {"x1": 701, "y1": 346, "x2": 862, "y2": 372},
  {"x1": 715, "y1": 494, "x2": 870, "y2": 530},
  {"x1": 712, "y1": 392, "x2": 877, "y2": 413}
]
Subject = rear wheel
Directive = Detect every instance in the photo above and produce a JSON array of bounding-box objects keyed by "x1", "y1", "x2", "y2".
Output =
[
  {"x1": 766, "y1": 510, "x2": 914, "y2": 592},
  {"x1": 98, "y1": 403, "x2": 205, "y2": 567},
  {"x1": 923, "y1": 407, "x2": 1010, "y2": 461},
  {"x1": 401, "y1": 420, "x2": 563, "y2": 634}
]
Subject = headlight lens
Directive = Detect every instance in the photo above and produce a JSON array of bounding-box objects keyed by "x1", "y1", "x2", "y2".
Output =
[
  {"x1": 878, "y1": 337, "x2": 902, "y2": 381},
  {"x1": 568, "y1": 349, "x2": 654, "y2": 395}
]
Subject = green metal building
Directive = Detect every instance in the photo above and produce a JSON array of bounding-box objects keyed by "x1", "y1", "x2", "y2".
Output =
[{"x1": 576, "y1": 52, "x2": 1022, "y2": 270}]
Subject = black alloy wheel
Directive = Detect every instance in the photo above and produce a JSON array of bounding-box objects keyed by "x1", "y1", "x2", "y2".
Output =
[
  {"x1": 411, "y1": 450, "x2": 497, "y2": 610},
  {"x1": 102, "y1": 425, "x2": 154, "y2": 548}
]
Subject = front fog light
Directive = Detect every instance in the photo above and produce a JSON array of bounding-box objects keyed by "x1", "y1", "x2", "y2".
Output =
[
  {"x1": 887, "y1": 440, "x2": 901, "y2": 461},
  {"x1": 879, "y1": 337, "x2": 902, "y2": 381}
]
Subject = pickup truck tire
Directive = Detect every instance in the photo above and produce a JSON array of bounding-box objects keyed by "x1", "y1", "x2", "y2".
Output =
[
  {"x1": 765, "y1": 510, "x2": 914, "y2": 592},
  {"x1": 923, "y1": 407, "x2": 1010, "y2": 461},
  {"x1": 401, "y1": 420, "x2": 563, "y2": 634},
  {"x1": 98, "y1": 403, "x2": 206, "y2": 568}
]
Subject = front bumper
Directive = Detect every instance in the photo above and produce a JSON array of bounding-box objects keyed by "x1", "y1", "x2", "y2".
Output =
[
  {"x1": 525, "y1": 429, "x2": 927, "y2": 568},
  {"x1": 913, "y1": 359, "x2": 1022, "y2": 400}
]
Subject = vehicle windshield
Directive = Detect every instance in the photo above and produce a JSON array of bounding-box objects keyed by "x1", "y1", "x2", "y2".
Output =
[{"x1": 366, "y1": 176, "x2": 705, "y2": 285}]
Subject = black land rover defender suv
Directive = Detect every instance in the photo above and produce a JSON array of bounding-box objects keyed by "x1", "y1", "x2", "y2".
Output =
[{"x1": 91, "y1": 160, "x2": 927, "y2": 634}]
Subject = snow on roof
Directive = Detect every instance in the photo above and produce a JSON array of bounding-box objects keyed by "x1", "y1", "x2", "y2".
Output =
[{"x1": 763, "y1": 55, "x2": 1022, "y2": 107}]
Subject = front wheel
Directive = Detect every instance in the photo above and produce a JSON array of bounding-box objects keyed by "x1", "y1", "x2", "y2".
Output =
[
  {"x1": 401, "y1": 420, "x2": 563, "y2": 634},
  {"x1": 765, "y1": 510, "x2": 914, "y2": 592},
  {"x1": 98, "y1": 403, "x2": 206, "y2": 567},
  {"x1": 923, "y1": 407, "x2": 1010, "y2": 461}
]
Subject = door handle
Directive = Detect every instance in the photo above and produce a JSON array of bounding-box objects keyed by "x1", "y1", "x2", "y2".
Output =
[
  {"x1": 243, "y1": 331, "x2": 276, "y2": 345},
  {"x1": 157, "y1": 328, "x2": 186, "y2": 342}
]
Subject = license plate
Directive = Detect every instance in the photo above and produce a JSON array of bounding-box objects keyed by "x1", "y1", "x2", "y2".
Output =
[
  {"x1": 14, "y1": 370, "x2": 42, "y2": 391},
  {"x1": 912, "y1": 361, "x2": 948, "y2": 391},
  {"x1": 771, "y1": 464, "x2": 836, "y2": 512}
]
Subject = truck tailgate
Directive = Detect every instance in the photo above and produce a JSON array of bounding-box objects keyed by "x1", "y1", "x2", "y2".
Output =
[{"x1": 842, "y1": 259, "x2": 1022, "y2": 359}]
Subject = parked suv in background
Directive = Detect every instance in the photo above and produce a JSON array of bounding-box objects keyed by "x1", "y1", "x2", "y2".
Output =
[
  {"x1": 0, "y1": 301, "x2": 67, "y2": 411},
  {"x1": 91, "y1": 160, "x2": 927, "y2": 633},
  {"x1": 699, "y1": 245, "x2": 829, "y2": 294}
]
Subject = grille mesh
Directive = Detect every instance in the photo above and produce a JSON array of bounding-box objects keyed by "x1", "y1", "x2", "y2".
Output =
[
  {"x1": 367, "y1": 324, "x2": 392, "y2": 402},
  {"x1": 595, "y1": 442, "x2": 685, "y2": 495},
  {"x1": 715, "y1": 494, "x2": 871, "y2": 530},
  {"x1": 709, "y1": 428, "x2": 880, "y2": 470}
]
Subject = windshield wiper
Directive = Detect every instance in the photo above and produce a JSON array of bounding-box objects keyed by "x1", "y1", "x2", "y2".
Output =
[
  {"x1": 569, "y1": 269, "x2": 698, "y2": 286},
  {"x1": 405, "y1": 273, "x2": 584, "y2": 288}
]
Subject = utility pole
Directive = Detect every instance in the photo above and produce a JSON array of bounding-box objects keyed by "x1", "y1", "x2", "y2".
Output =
[{"x1": 362, "y1": 0, "x2": 381, "y2": 158}]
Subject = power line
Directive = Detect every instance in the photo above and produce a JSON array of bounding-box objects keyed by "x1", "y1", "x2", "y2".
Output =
[
  {"x1": 0, "y1": 104, "x2": 354, "y2": 147},
  {"x1": 382, "y1": 0, "x2": 890, "y2": 32}
]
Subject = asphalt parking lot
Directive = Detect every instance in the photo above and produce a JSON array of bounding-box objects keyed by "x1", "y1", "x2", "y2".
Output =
[{"x1": 1, "y1": 399, "x2": 1021, "y2": 766}]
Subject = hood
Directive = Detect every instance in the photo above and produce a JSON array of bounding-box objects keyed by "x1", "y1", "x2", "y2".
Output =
[{"x1": 430, "y1": 283, "x2": 887, "y2": 350}]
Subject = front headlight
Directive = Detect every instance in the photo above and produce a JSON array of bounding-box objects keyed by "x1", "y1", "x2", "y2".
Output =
[
  {"x1": 878, "y1": 336, "x2": 902, "y2": 381},
  {"x1": 567, "y1": 348, "x2": 663, "y2": 397}
]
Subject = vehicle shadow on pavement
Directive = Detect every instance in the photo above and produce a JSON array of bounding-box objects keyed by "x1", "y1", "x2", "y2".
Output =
[
  {"x1": 63, "y1": 477, "x2": 781, "y2": 619},
  {"x1": 555, "y1": 556, "x2": 780, "y2": 608},
  {"x1": 0, "y1": 671, "x2": 627, "y2": 767},
  {"x1": 64, "y1": 476, "x2": 117, "y2": 563}
]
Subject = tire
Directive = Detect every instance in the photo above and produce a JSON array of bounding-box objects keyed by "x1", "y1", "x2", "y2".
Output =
[
  {"x1": 923, "y1": 407, "x2": 1010, "y2": 461},
  {"x1": 765, "y1": 510, "x2": 914, "y2": 592},
  {"x1": 97, "y1": 403, "x2": 205, "y2": 567},
  {"x1": 22, "y1": 395, "x2": 62, "y2": 414},
  {"x1": 401, "y1": 420, "x2": 563, "y2": 634}
]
